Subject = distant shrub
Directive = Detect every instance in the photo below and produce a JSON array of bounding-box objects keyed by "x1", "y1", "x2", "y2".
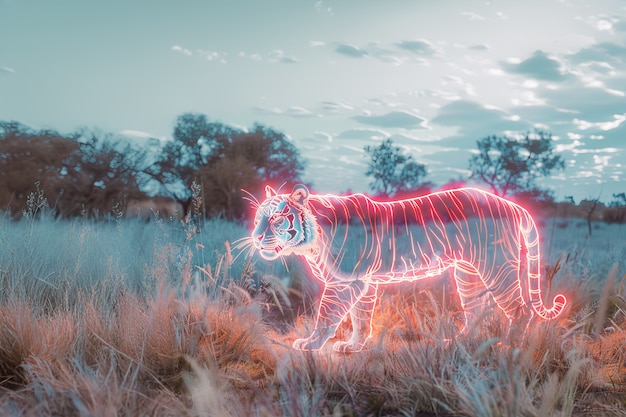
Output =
[{"x1": 604, "y1": 207, "x2": 626, "y2": 224}]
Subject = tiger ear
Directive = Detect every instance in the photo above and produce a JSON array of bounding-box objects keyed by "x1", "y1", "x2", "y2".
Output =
[
  {"x1": 265, "y1": 185, "x2": 277, "y2": 199},
  {"x1": 289, "y1": 184, "x2": 309, "y2": 205}
]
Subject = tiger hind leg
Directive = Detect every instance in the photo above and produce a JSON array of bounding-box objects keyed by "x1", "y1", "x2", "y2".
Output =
[
  {"x1": 454, "y1": 261, "x2": 531, "y2": 339},
  {"x1": 453, "y1": 262, "x2": 493, "y2": 335}
]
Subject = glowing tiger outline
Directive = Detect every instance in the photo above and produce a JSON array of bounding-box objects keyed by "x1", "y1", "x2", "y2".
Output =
[{"x1": 250, "y1": 184, "x2": 567, "y2": 352}]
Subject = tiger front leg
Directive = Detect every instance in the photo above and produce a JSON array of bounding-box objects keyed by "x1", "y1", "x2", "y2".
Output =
[
  {"x1": 333, "y1": 283, "x2": 378, "y2": 353},
  {"x1": 293, "y1": 280, "x2": 368, "y2": 351}
]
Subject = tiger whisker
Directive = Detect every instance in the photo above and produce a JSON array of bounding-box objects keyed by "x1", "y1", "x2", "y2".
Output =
[
  {"x1": 280, "y1": 255, "x2": 289, "y2": 272},
  {"x1": 241, "y1": 189, "x2": 260, "y2": 209},
  {"x1": 233, "y1": 236, "x2": 253, "y2": 250},
  {"x1": 232, "y1": 237, "x2": 256, "y2": 264}
]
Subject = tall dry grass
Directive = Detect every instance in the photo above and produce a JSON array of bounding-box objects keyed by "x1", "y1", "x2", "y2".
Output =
[{"x1": 0, "y1": 194, "x2": 625, "y2": 416}]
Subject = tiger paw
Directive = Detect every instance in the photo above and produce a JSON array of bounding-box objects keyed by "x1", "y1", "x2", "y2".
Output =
[
  {"x1": 332, "y1": 338, "x2": 371, "y2": 353},
  {"x1": 292, "y1": 337, "x2": 326, "y2": 351}
]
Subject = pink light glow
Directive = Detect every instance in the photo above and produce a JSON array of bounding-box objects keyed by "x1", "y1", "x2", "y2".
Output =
[{"x1": 249, "y1": 185, "x2": 567, "y2": 352}]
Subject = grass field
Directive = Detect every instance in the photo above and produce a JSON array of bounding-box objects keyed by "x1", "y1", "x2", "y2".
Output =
[{"x1": 0, "y1": 203, "x2": 625, "y2": 416}]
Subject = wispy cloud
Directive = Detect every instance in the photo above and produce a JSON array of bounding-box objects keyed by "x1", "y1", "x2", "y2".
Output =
[
  {"x1": 353, "y1": 110, "x2": 428, "y2": 129},
  {"x1": 253, "y1": 105, "x2": 316, "y2": 118},
  {"x1": 431, "y1": 100, "x2": 529, "y2": 143},
  {"x1": 501, "y1": 50, "x2": 569, "y2": 81},
  {"x1": 314, "y1": 0, "x2": 333, "y2": 16},
  {"x1": 468, "y1": 44, "x2": 489, "y2": 51},
  {"x1": 118, "y1": 129, "x2": 167, "y2": 142},
  {"x1": 267, "y1": 49, "x2": 299, "y2": 64},
  {"x1": 337, "y1": 128, "x2": 390, "y2": 140},
  {"x1": 461, "y1": 11, "x2": 485, "y2": 21},
  {"x1": 574, "y1": 113, "x2": 626, "y2": 131},
  {"x1": 335, "y1": 43, "x2": 368, "y2": 58},
  {"x1": 173, "y1": 45, "x2": 298, "y2": 65},
  {"x1": 569, "y1": 42, "x2": 626, "y2": 66},
  {"x1": 254, "y1": 106, "x2": 283, "y2": 116},
  {"x1": 615, "y1": 18, "x2": 626, "y2": 32},
  {"x1": 285, "y1": 106, "x2": 315, "y2": 117},
  {"x1": 334, "y1": 42, "x2": 409, "y2": 64},
  {"x1": 320, "y1": 101, "x2": 354, "y2": 114},
  {"x1": 365, "y1": 43, "x2": 405, "y2": 65},
  {"x1": 396, "y1": 39, "x2": 438, "y2": 56},
  {"x1": 198, "y1": 50, "x2": 227, "y2": 62},
  {"x1": 331, "y1": 39, "x2": 437, "y2": 64},
  {"x1": 0, "y1": 66, "x2": 15, "y2": 74},
  {"x1": 171, "y1": 45, "x2": 192, "y2": 56},
  {"x1": 308, "y1": 131, "x2": 334, "y2": 143}
]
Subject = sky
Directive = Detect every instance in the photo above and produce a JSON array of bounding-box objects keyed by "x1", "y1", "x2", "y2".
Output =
[{"x1": 1, "y1": 0, "x2": 625, "y2": 203}]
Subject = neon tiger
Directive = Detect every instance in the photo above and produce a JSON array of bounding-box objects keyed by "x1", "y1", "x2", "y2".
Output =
[{"x1": 249, "y1": 184, "x2": 567, "y2": 352}]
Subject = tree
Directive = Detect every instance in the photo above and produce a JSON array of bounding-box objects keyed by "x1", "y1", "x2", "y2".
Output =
[
  {"x1": 580, "y1": 198, "x2": 602, "y2": 237},
  {"x1": 605, "y1": 193, "x2": 626, "y2": 224},
  {"x1": 468, "y1": 130, "x2": 564, "y2": 198},
  {"x1": 152, "y1": 114, "x2": 306, "y2": 220},
  {"x1": 608, "y1": 192, "x2": 626, "y2": 208},
  {"x1": 63, "y1": 130, "x2": 149, "y2": 217},
  {"x1": 363, "y1": 138, "x2": 428, "y2": 198},
  {"x1": 0, "y1": 122, "x2": 81, "y2": 217},
  {"x1": 200, "y1": 125, "x2": 306, "y2": 219},
  {"x1": 150, "y1": 113, "x2": 236, "y2": 200},
  {"x1": 0, "y1": 121, "x2": 149, "y2": 218}
]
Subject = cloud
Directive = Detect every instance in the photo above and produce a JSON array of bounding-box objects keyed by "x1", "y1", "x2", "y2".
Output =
[
  {"x1": 332, "y1": 40, "x2": 433, "y2": 64},
  {"x1": 432, "y1": 100, "x2": 511, "y2": 127},
  {"x1": 314, "y1": 1, "x2": 333, "y2": 15},
  {"x1": 320, "y1": 101, "x2": 354, "y2": 114},
  {"x1": 205, "y1": 51, "x2": 226, "y2": 62},
  {"x1": 253, "y1": 105, "x2": 316, "y2": 118},
  {"x1": 581, "y1": 61, "x2": 616, "y2": 75},
  {"x1": 615, "y1": 19, "x2": 626, "y2": 32},
  {"x1": 253, "y1": 106, "x2": 282, "y2": 115},
  {"x1": 335, "y1": 43, "x2": 368, "y2": 58},
  {"x1": 0, "y1": 66, "x2": 15, "y2": 74},
  {"x1": 309, "y1": 131, "x2": 334, "y2": 143},
  {"x1": 365, "y1": 43, "x2": 405, "y2": 65},
  {"x1": 573, "y1": 113, "x2": 626, "y2": 131},
  {"x1": 352, "y1": 111, "x2": 428, "y2": 129},
  {"x1": 118, "y1": 129, "x2": 167, "y2": 143},
  {"x1": 461, "y1": 11, "x2": 485, "y2": 21},
  {"x1": 421, "y1": 149, "x2": 476, "y2": 170},
  {"x1": 337, "y1": 128, "x2": 390, "y2": 140},
  {"x1": 468, "y1": 44, "x2": 489, "y2": 51},
  {"x1": 568, "y1": 42, "x2": 626, "y2": 65},
  {"x1": 389, "y1": 132, "x2": 438, "y2": 143},
  {"x1": 171, "y1": 45, "x2": 192, "y2": 56},
  {"x1": 119, "y1": 129, "x2": 156, "y2": 139},
  {"x1": 268, "y1": 49, "x2": 299, "y2": 64},
  {"x1": 285, "y1": 106, "x2": 315, "y2": 117},
  {"x1": 431, "y1": 100, "x2": 530, "y2": 147},
  {"x1": 538, "y1": 75, "x2": 626, "y2": 122},
  {"x1": 501, "y1": 50, "x2": 569, "y2": 81},
  {"x1": 396, "y1": 39, "x2": 438, "y2": 56}
]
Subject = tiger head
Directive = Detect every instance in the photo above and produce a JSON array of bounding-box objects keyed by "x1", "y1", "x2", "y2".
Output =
[{"x1": 251, "y1": 184, "x2": 319, "y2": 260}]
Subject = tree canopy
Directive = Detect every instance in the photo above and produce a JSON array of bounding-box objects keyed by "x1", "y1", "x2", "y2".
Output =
[
  {"x1": 468, "y1": 130, "x2": 564, "y2": 200},
  {"x1": 363, "y1": 138, "x2": 429, "y2": 198},
  {"x1": 151, "y1": 113, "x2": 306, "y2": 220},
  {"x1": 0, "y1": 122, "x2": 147, "y2": 218}
]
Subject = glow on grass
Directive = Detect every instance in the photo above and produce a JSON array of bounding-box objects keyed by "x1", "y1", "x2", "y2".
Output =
[{"x1": 248, "y1": 184, "x2": 567, "y2": 352}]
